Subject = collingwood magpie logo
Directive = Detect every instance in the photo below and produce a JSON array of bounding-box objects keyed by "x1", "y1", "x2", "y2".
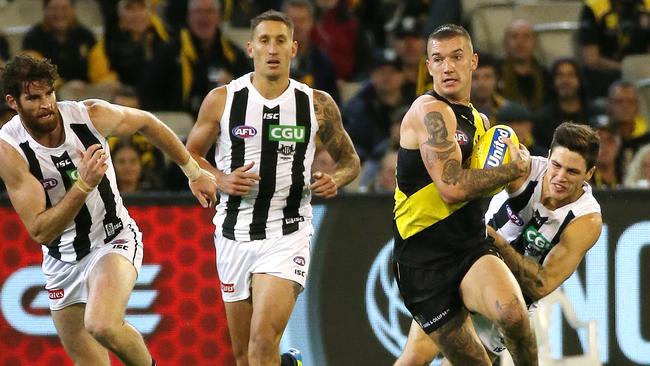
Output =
[{"x1": 277, "y1": 144, "x2": 295, "y2": 160}]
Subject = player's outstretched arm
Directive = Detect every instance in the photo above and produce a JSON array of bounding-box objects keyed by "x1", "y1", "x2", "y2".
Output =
[
  {"x1": 84, "y1": 99, "x2": 217, "y2": 207},
  {"x1": 312, "y1": 90, "x2": 360, "y2": 198},
  {"x1": 414, "y1": 97, "x2": 530, "y2": 203},
  {"x1": 488, "y1": 213, "x2": 602, "y2": 301},
  {"x1": 0, "y1": 139, "x2": 107, "y2": 244}
]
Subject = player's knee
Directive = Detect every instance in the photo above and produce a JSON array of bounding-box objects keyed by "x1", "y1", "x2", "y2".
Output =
[
  {"x1": 85, "y1": 318, "x2": 120, "y2": 346},
  {"x1": 495, "y1": 307, "x2": 528, "y2": 338}
]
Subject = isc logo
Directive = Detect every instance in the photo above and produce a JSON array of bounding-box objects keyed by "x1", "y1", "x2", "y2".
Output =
[
  {"x1": 263, "y1": 113, "x2": 279, "y2": 120},
  {"x1": 55, "y1": 158, "x2": 72, "y2": 169},
  {"x1": 269, "y1": 125, "x2": 305, "y2": 142},
  {"x1": 232, "y1": 126, "x2": 257, "y2": 139}
]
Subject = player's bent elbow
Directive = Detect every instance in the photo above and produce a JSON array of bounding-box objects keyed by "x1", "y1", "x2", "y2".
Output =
[
  {"x1": 438, "y1": 188, "x2": 465, "y2": 205},
  {"x1": 30, "y1": 227, "x2": 56, "y2": 246}
]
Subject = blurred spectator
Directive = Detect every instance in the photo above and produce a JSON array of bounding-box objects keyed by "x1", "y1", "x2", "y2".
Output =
[
  {"x1": 592, "y1": 117, "x2": 623, "y2": 188},
  {"x1": 22, "y1": 0, "x2": 96, "y2": 83},
  {"x1": 140, "y1": 0, "x2": 250, "y2": 116},
  {"x1": 623, "y1": 144, "x2": 650, "y2": 188},
  {"x1": 88, "y1": 0, "x2": 169, "y2": 88},
  {"x1": 313, "y1": 0, "x2": 371, "y2": 81},
  {"x1": 0, "y1": 33, "x2": 9, "y2": 66},
  {"x1": 357, "y1": 105, "x2": 406, "y2": 188},
  {"x1": 470, "y1": 52, "x2": 509, "y2": 120},
  {"x1": 109, "y1": 136, "x2": 165, "y2": 192},
  {"x1": 362, "y1": 149, "x2": 398, "y2": 193},
  {"x1": 578, "y1": 0, "x2": 650, "y2": 98},
  {"x1": 496, "y1": 102, "x2": 547, "y2": 157},
  {"x1": 535, "y1": 58, "x2": 599, "y2": 149},
  {"x1": 223, "y1": 0, "x2": 279, "y2": 28},
  {"x1": 343, "y1": 49, "x2": 408, "y2": 163},
  {"x1": 284, "y1": 0, "x2": 339, "y2": 103},
  {"x1": 112, "y1": 84, "x2": 140, "y2": 108},
  {"x1": 607, "y1": 80, "x2": 650, "y2": 169},
  {"x1": 111, "y1": 139, "x2": 145, "y2": 194},
  {"x1": 391, "y1": 16, "x2": 427, "y2": 102},
  {"x1": 498, "y1": 19, "x2": 548, "y2": 110}
]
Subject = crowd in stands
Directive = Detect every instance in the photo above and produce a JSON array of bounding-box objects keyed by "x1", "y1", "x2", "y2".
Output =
[{"x1": 1, "y1": 0, "x2": 650, "y2": 196}]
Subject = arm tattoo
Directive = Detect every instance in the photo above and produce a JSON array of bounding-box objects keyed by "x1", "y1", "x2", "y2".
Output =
[
  {"x1": 314, "y1": 91, "x2": 360, "y2": 186},
  {"x1": 497, "y1": 242, "x2": 547, "y2": 299},
  {"x1": 423, "y1": 111, "x2": 454, "y2": 149},
  {"x1": 442, "y1": 160, "x2": 524, "y2": 200}
]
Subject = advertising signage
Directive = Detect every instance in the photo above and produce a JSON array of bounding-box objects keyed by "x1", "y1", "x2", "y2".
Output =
[{"x1": 1, "y1": 191, "x2": 649, "y2": 365}]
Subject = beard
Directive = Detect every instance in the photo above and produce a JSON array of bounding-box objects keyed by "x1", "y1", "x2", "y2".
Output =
[{"x1": 18, "y1": 105, "x2": 60, "y2": 136}]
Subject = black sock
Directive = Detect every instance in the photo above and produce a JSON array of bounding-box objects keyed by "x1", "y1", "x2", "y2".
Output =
[{"x1": 280, "y1": 353, "x2": 296, "y2": 366}]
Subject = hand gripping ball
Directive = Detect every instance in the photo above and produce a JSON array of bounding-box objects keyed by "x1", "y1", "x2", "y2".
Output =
[{"x1": 470, "y1": 125, "x2": 519, "y2": 195}]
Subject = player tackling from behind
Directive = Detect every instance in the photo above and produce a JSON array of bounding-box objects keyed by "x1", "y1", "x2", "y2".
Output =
[
  {"x1": 393, "y1": 24, "x2": 538, "y2": 365},
  {"x1": 0, "y1": 55, "x2": 217, "y2": 366},
  {"x1": 185, "y1": 9, "x2": 360, "y2": 366},
  {"x1": 396, "y1": 122, "x2": 602, "y2": 365}
]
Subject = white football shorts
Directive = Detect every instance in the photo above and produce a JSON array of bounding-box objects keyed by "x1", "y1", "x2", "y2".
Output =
[
  {"x1": 42, "y1": 223, "x2": 144, "y2": 311},
  {"x1": 215, "y1": 222, "x2": 312, "y2": 302}
]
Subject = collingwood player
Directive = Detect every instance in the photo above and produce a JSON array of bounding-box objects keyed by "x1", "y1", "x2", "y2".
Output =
[
  {"x1": 395, "y1": 122, "x2": 602, "y2": 365},
  {"x1": 185, "y1": 10, "x2": 360, "y2": 366},
  {"x1": 0, "y1": 55, "x2": 217, "y2": 366}
]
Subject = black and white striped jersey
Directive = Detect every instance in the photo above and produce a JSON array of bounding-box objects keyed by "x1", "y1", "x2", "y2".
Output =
[
  {"x1": 0, "y1": 101, "x2": 135, "y2": 264},
  {"x1": 485, "y1": 156, "x2": 601, "y2": 263},
  {"x1": 214, "y1": 73, "x2": 319, "y2": 241}
]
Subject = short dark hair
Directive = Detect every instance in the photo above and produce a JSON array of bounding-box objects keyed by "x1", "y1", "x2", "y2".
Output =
[
  {"x1": 250, "y1": 10, "x2": 294, "y2": 36},
  {"x1": 428, "y1": 24, "x2": 473, "y2": 52},
  {"x1": 0, "y1": 55, "x2": 59, "y2": 100},
  {"x1": 550, "y1": 122, "x2": 600, "y2": 170}
]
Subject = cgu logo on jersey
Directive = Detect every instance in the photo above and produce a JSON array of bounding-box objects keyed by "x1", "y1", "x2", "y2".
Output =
[
  {"x1": 232, "y1": 126, "x2": 258, "y2": 139},
  {"x1": 455, "y1": 130, "x2": 469, "y2": 145},
  {"x1": 523, "y1": 226, "x2": 551, "y2": 258},
  {"x1": 269, "y1": 125, "x2": 306, "y2": 142},
  {"x1": 40, "y1": 178, "x2": 58, "y2": 190}
]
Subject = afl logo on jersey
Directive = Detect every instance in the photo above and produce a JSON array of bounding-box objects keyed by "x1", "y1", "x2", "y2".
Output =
[
  {"x1": 232, "y1": 126, "x2": 257, "y2": 139},
  {"x1": 40, "y1": 178, "x2": 58, "y2": 190},
  {"x1": 506, "y1": 205, "x2": 524, "y2": 226},
  {"x1": 455, "y1": 130, "x2": 469, "y2": 145}
]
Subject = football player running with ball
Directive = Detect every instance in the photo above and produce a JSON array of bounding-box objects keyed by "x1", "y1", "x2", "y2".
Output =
[
  {"x1": 392, "y1": 24, "x2": 537, "y2": 365},
  {"x1": 396, "y1": 122, "x2": 602, "y2": 365}
]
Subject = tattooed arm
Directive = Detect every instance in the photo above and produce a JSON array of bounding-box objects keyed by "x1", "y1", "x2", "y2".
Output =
[
  {"x1": 412, "y1": 97, "x2": 529, "y2": 203},
  {"x1": 312, "y1": 90, "x2": 360, "y2": 197},
  {"x1": 488, "y1": 213, "x2": 602, "y2": 301}
]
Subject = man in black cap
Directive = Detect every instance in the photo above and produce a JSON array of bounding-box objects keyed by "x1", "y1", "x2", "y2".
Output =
[
  {"x1": 497, "y1": 102, "x2": 547, "y2": 156},
  {"x1": 343, "y1": 49, "x2": 409, "y2": 163},
  {"x1": 392, "y1": 17, "x2": 427, "y2": 101}
]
